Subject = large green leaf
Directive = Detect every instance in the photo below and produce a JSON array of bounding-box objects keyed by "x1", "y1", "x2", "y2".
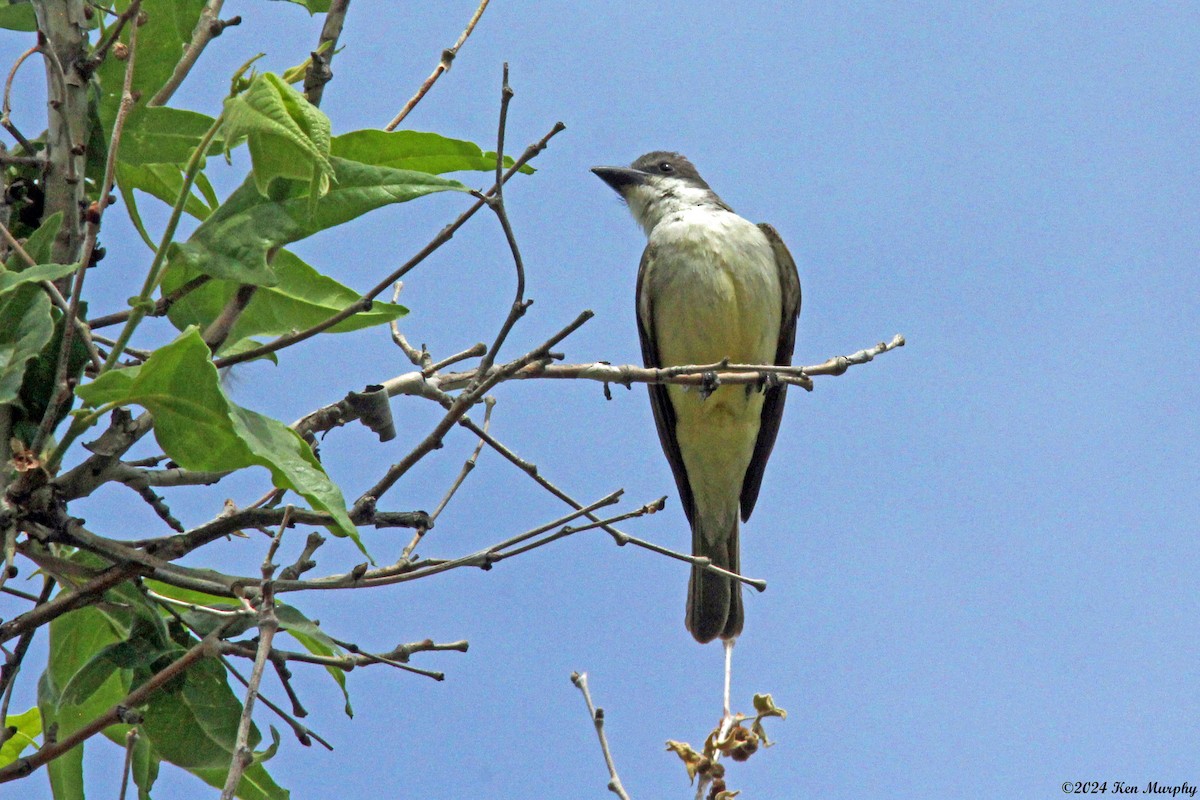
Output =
[
  {"x1": 38, "y1": 603, "x2": 130, "y2": 800},
  {"x1": 0, "y1": 262, "x2": 78, "y2": 293},
  {"x1": 4, "y1": 211, "x2": 61, "y2": 269},
  {"x1": 0, "y1": 707, "x2": 41, "y2": 767},
  {"x1": 331, "y1": 129, "x2": 534, "y2": 175},
  {"x1": 0, "y1": 285, "x2": 53, "y2": 406},
  {"x1": 223, "y1": 73, "x2": 332, "y2": 198},
  {"x1": 167, "y1": 156, "x2": 465, "y2": 285},
  {"x1": 139, "y1": 651, "x2": 259, "y2": 768},
  {"x1": 95, "y1": 0, "x2": 207, "y2": 124},
  {"x1": 119, "y1": 106, "x2": 221, "y2": 166},
  {"x1": 161, "y1": 248, "x2": 406, "y2": 344},
  {"x1": 76, "y1": 329, "x2": 359, "y2": 544},
  {"x1": 0, "y1": 2, "x2": 36, "y2": 31},
  {"x1": 136, "y1": 648, "x2": 289, "y2": 800}
]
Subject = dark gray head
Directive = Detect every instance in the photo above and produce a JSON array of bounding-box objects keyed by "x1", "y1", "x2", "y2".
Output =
[
  {"x1": 591, "y1": 151, "x2": 727, "y2": 234},
  {"x1": 591, "y1": 151, "x2": 713, "y2": 193}
]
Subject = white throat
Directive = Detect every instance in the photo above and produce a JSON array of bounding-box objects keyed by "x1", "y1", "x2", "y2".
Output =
[{"x1": 623, "y1": 178, "x2": 728, "y2": 236}]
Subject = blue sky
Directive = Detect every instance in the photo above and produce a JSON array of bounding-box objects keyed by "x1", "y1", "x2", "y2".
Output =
[{"x1": 9, "y1": 1, "x2": 1200, "y2": 797}]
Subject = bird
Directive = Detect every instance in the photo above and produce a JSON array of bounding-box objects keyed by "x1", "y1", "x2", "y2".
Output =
[{"x1": 592, "y1": 152, "x2": 801, "y2": 643}]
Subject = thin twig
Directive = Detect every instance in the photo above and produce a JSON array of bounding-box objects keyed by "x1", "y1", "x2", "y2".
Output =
[
  {"x1": 429, "y1": 397, "x2": 493, "y2": 523},
  {"x1": 221, "y1": 522, "x2": 288, "y2": 800},
  {"x1": 385, "y1": 0, "x2": 490, "y2": 130},
  {"x1": 86, "y1": 274, "x2": 211, "y2": 329},
  {"x1": 0, "y1": 564, "x2": 142, "y2": 645},
  {"x1": 89, "y1": 0, "x2": 142, "y2": 66},
  {"x1": 571, "y1": 672, "x2": 632, "y2": 800},
  {"x1": 117, "y1": 728, "x2": 138, "y2": 800},
  {"x1": 388, "y1": 282, "x2": 431, "y2": 367},
  {"x1": 1, "y1": 44, "x2": 40, "y2": 154},
  {"x1": 219, "y1": 584, "x2": 277, "y2": 800},
  {"x1": 474, "y1": 64, "x2": 528, "y2": 379},
  {"x1": 148, "y1": 0, "x2": 239, "y2": 107}
]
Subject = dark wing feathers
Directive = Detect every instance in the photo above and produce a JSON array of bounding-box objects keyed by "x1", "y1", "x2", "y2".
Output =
[
  {"x1": 739, "y1": 222, "x2": 802, "y2": 522},
  {"x1": 636, "y1": 245, "x2": 698, "y2": 527}
]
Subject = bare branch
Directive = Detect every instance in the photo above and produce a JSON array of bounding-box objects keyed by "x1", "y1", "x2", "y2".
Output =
[
  {"x1": 385, "y1": 0, "x2": 490, "y2": 130},
  {"x1": 117, "y1": 729, "x2": 138, "y2": 800},
  {"x1": 0, "y1": 564, "x2": 142, "y2": 645},
  {"x1": 148, "y1": 0, "x2": 241, "y2": 107},
  {"x1": 429, "y1": 397, "x2": 493, "y2": 523},
  {"x1": 353, "y1": 310, "x2": 592, "y2": 512},
  {"x1": 1, "y1": 44, "x2": 41, "y2": 153},
  {"x1": 474, "y1": 64, "x2": 529, "y2": 378},
  {"x1": 571, "y1": 672, "x2": 633, "y2": 800},
  {"x1": 220, "y1": 585, "x2": 276, "y2": 800},
  {"x1": 303, "y1": 0, "x2": 350, "y2": 107},
  {"x1": 86, "y1": 274, "x2": 210, "y2": 329}
]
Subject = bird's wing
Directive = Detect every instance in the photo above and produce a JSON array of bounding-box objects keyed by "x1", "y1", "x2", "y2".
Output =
[
  {"x1": 739, "y1": 222, "x2": 802, "y2": 522},
  {"x1": 636, "y1": 243, "x2": 697, "y2": 527}
]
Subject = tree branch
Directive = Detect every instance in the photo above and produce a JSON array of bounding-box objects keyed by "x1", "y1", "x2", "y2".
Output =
[
  {"x1": 384, "y1": 0, "x2": 490, "y2": 130},
  {"x1": 303, "y1": 0, "x2": 350, "y2": 107},
  {"x1": 148, "y1": 0, "x2": 240, "y2": 107},
  {"x1": 571, "y1": 672, "x2": 632, "y2": 800}
]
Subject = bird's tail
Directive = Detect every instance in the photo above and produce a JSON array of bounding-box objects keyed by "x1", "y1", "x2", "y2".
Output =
[{"x1": 686, "y1": 514, "x2": 742, "y2": 644}]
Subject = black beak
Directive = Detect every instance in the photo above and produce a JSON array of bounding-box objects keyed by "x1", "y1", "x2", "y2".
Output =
[{"x1": 591, "y1": 166, "x2": 648, "y2": 193}]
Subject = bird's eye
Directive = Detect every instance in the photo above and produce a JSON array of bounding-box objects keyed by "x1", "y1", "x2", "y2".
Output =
[{"x1": 658, "y1": 162, "x2": 674, "y2": 174}]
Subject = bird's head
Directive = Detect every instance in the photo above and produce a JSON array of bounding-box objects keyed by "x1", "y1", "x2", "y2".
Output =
[{"x1": 592, "y1": 151, "x2": 723, "y2": 235}]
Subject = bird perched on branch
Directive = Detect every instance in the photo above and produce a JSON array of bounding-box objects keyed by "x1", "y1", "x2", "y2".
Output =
[{"x1": 592, "y1": 152, "x2": 801, "y2": 643}]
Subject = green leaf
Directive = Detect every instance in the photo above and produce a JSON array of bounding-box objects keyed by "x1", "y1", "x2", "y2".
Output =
[
  {"x1": 134, "y1": 648, "x2": 291, "y2": 799},
  {"x1": 38, "y1": 602, "x2": 130, "y2": 800},
  {"x1": 119, "y1": 106, "x2": 221, "y2": 166},
  {"x1": 9, "y1": 296, "x2": 91, "y2": 445},
  {"x1": 331, "y1": 129, "x2": 535, "y2": 175},
  {"x1": 4, "y1": 211, "x2": 62, "y2": 269},
  {"x1": 192, "y1": 761, "x2": 290, "y2": 800},
  {"x1": 117, "y1": 161, "x2": 215, "y2": 225},
  {"x1": 161, "y1": 249, "x2": 406, "y2": 344},
  {"x1": 222, "y1": 73, "x2": 332, "y2": 197},
  {"x1": 139, "y1": 650, "x2": 258, "y2": 768},
  {"x1": 0, "y1": 262, "x2": 78, "y2": 293},
  {"x1": 0, "y1": 284, "x2": 53, "y2": 406},
  {"x1": 268, "y1": 0, "x2": 330, "y2": 13},
  {"x1": 0, "y1": 707, "x2": 41, "y2": 767},
  {"x1": 276, "y1": 603, "x2": 353, "y2": 717},
  {"x1": 60, "y1": 634, "x2": 170, "y2": 707},
  {"x1": 131, "y1": 735, "x2": 161, "y2": 800},
  {"x1": 95, "y1": 0, "x2": 207, "y2": 124},
  {"x1": 167, "y1": 156, "x2": 466, "y2": 286},
  {"x1": 77, "y1": 329, "x2": 360, "y2": 545},
  {"x1": 0, "y1": 2, "x2": 36, "y2": 31}
]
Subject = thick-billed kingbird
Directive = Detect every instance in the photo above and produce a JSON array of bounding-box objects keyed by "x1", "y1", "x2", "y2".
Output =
[{"x1": 592, "y1": 152, "x2": 801, "y2": 644}]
